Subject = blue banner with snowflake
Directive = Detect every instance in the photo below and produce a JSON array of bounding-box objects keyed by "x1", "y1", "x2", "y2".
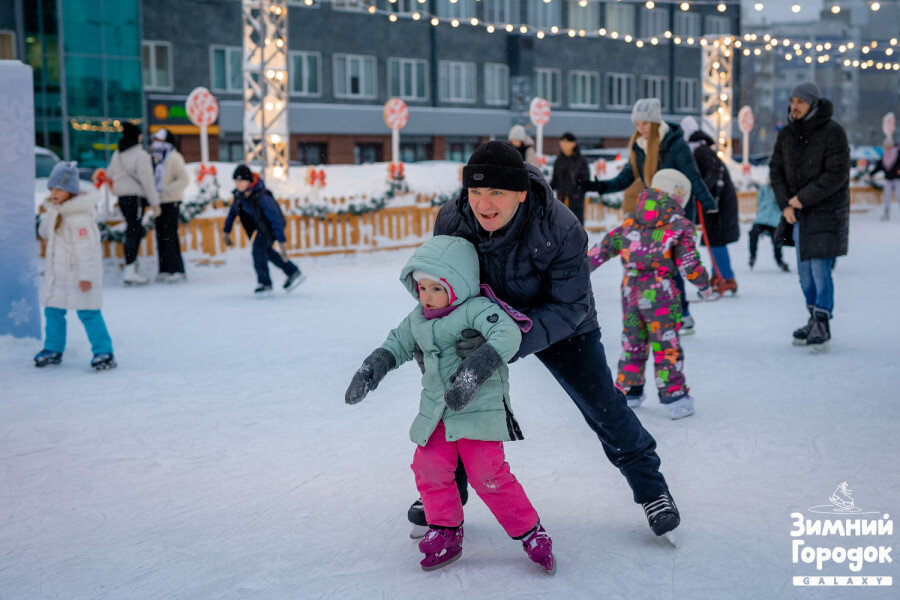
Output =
[{"x1": 0, "y1": 62, "x2": 41, "y2": 340}]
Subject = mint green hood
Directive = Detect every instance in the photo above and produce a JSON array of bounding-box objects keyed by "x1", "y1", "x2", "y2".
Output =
[{"x1": 399, "y1": 235, "x2": 480, "y2": 306}]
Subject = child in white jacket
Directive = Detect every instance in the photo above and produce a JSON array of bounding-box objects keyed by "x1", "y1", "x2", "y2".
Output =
[{"x1": 35, "y1": 162, "x2": 116, "y2": 371}]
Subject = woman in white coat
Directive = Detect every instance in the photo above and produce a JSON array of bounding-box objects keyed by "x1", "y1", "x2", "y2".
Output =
[
  {"x1": 151, "y1": 128, "x2": 190, "y2": 281},
  {"x1": 35, "y1": 162, "x2": 116, "y2": 371}
]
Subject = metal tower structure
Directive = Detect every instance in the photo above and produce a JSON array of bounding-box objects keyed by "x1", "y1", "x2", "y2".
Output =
[
  {"x1": 242, "y1": 0, "x2": 289, "y2": 180},
  {"x1": 701, "y1": 36, "x2": 734, "y2": 160}
]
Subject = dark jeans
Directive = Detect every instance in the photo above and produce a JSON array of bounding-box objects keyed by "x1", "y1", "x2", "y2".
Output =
[
  {"x1": 793, "y1": 223, "x2": 835, "y2": 314},
  {"x1": 453, "y1": 329, "x2": 669, "y2": 505},
  {"x1": 251, "y1": 235, "x2": 298, "y2": 286},
  {"x1": 156, "y1": 202, "x2": 185, "y2": 274},
  {"x1": 118, "y1": 196, "x2": 147, "y2": 265},
  {"x1": 562, "y1": 195, "x2": 585, "y2": 225},
  {"x1": 748, "y1": 224, "x2": 784, "y2": 264}
]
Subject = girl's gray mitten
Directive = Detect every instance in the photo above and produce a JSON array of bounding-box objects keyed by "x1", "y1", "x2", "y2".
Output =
[
  {"x1": 444, "y1": 343, "x2": 502, "y2": 411},
  {"x1": 346, "y1": 348, "x2": 396, "y2": 405}
]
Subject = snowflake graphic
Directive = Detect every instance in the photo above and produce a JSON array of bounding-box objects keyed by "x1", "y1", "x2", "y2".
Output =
[{"x1": 7, "y1": 298, "x2": 32, "y2": 327}]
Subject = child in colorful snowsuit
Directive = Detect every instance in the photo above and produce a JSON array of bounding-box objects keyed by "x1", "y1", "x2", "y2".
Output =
[
  {"x1": 35, "y1": 162, "x2": 116, "y2": 371},
  {"x1": 345, "y1": 235, "x2": 554, "y2": 574},
  {"x1": 588, "y1": 169, "x2": 711, "y2": 420}
]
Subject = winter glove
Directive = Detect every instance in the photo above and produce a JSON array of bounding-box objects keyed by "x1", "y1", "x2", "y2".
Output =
[
  {"x1": 412, "y1": 344, "x2": 426, "y2": 374},
  {"x1": 224, "y1": 232, "x2": 234, "y2": 247},
  {"x1": 444, "y1": 343, "x2": 503, "y2": 411},
  {"x1": 455, "y1": 329, "x2": 486, "y2": 359},
  {"x1": 584, "y1": 179, "x2": 607, "y2": 194},
  {"x1": 345, "y1": 348, "x2": 396, "y2": 405}
]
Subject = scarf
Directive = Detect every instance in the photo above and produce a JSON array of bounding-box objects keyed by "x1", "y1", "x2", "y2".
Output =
[{"x1": 152, "y1": 141, "x2": 173, "y2": 194}]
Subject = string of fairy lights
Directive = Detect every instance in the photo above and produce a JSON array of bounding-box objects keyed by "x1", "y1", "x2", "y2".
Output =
[{"x1": 293, "y1": 0, "x2": 900, "y2": 71}]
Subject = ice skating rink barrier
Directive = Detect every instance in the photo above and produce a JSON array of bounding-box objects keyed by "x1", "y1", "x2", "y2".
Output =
[{"x1": 37, "y1": 187, "x2": 884, "y2": 261}]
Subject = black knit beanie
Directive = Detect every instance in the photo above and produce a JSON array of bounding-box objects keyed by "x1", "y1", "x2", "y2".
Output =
[
  {"x1": 233, "y1": 164, "x2": 254, "y2": 181},
  {"x1": 462, "y1": 141, "x2": 530, "y2": 191},
  {"x1": 119, "y1": 121, "x2": 142, "y2": 151}
]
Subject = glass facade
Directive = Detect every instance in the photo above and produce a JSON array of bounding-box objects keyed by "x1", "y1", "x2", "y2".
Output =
[{"x1": 25, "y1": 0, "x2": 143, "y2": 168}]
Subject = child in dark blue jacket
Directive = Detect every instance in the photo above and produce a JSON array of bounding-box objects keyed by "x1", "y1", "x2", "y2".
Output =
[{"x1": 223, "y1": 165, "x2": 305, "y2": 296}]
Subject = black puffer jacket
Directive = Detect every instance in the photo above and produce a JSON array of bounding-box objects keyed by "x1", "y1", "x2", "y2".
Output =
[
  {"x1": 770, "y1": 99, "x2": 850, "y2": 260},
  {"x1": 434, "y1": 164, "x2": 598, "y2": 360},
  {"x1": 688, "y1": 131, "x2": 740, "y2": 247},
  {"x1": 549, "y1": 151, "x2": 590, "y2": 207}
]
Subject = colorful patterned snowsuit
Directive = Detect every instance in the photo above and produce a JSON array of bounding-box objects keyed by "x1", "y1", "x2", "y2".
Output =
[{"x1": 589, "y1": 190, "x2": 710, "y2": 402}]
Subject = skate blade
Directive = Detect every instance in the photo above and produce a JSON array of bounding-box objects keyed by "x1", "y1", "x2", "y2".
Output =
[
  {"x1": 420, "y1": 549, "x2": 462, "y2": 571},
  {"x1": 409, "y1": 524, "x2": 429, "y2": 540},
  {"x1": 809, "y1": 341, "x2": 830, "y2": 354},
  {"x1": 679, "y1": 328, "x2": 695, "y2": 336},
  {"x1": 792, "y1": 338, "x2": 807, "y2": 346}
]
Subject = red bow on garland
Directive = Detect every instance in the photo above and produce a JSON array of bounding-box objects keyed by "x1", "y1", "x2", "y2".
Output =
[
  {"x1": 305, "y1": 168, "x2": 326, "y2": 187},
  {"x1": 93, "y1": 169, "x2": 113, "y2": 190},
  {"x1": 388, "y1": 162, "x2": 404, "y2": 180},
  {"x1": 197, "y1": 164, "x2": 218, "y2": 183}
]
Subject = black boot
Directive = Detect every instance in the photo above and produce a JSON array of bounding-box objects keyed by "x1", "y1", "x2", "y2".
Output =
[
  {"x1": 806, "y1": 308, "x2": 831, "y2": 353},
  {"x1": 792, "y1": 305, "x2": 815, "y2": 346},
  {"x1": 642, "y1": 491, "x2": 680, "y2": 536}
]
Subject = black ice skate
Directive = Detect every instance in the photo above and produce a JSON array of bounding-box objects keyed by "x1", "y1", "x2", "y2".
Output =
[
  {"x1": 91, "y1": 353, "x2": 117, "y2": 372},
  {"x1": 792, "y1": 305, "x2": 815, "y2": 346},
  {"x1": 643, "y1": 491, "x2": 680, "y2": 544},
  {"x1": 34, "y1": 350, "x2": 62, "y2": 368},
  {"x1": 806, "y1": 308, "x2": 831, "y2": 354}
]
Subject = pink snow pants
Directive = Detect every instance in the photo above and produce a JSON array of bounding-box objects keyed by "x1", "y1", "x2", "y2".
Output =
[{"x1": 411, "y1": 421, "x2": 539, "y2": 538}]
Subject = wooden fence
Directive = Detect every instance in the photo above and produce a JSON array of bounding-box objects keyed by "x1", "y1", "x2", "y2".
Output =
[{"x1": 75, "y1": 186, "x2": 884, "y2": 261}]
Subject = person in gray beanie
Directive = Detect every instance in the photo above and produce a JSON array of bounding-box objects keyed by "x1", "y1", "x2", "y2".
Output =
[{"x1": 769, "y1": 81, "x2": 850, "y2": 353}]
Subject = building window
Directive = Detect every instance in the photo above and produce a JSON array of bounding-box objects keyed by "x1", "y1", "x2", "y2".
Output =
[
  {"x1": 535, "y1": 68, "x2": 562, "y2": 106},
  {"x1": 675, "y1": 77, "x2": 699, "y2": 112},
  {"x1": 446, "y1": 139, "x2": 479, "y2": 162},
  {"x1": 388, "y1": 0, "x2": 417, "y2": 13},
  {"x1": 334, "y1": 54, "x2": 377, "y2": 99},
  {"x1": 567, "y1": 0, "x2": 599, "y2": 30},
  {"x1": 704, "y1": 15, "x2": 730, "y2": 35},
  {"x1": 674, "y1": 12, "x2": 700, "y2": 39},
  {"x1": 484, "y1": 63, "x2": 509, "y2": 106},
  {"x1": 289, "y1": 51, "x2": 321, "y2": 96},
  {"x1": 606, "y1": 73, "x2": 634, "y2": 109},
  {"x1": 297, "y1": 142, "x2": 328, "y2": 165},
  {"x1": 640, "y1": 7, "x2": 670, "y2": 39},
  {"x1": 605, "y1": 3, "x2": 635, "y2": 37},
  {"x1": 437, "y1": 0, "x2": 475, "y2": 19},
  {"x1": 439, "y1": 61, "x2": 476, "y2": 103},
  {"x1": 485, "y1": 0, "x2": 514, "y2": 24},
  {"x1": 528, "y1": 0, "x2": 559, "y2": 29},
  {"x1": 143, "y1": 42, "x2": 173, "y2": 91},
  {"x1": 0, "y1": 31, "x2": 15, "y2": 59},
  {"x1": 219, "y1": 139, "x2": 244, "y2": 162},
  {"x1": 569, "y1": 71, "x2": 599, "y2": 109},
  {"x1": 354, "y1": 142, "x2": 383, "y2": 164},
  {"x1": 210, "y1": 45, "x2": 242, "y2": 93},
  {"x1": 640, "y1": 75, "x2": 669, "y2": 110},
  {"x1": 399, "y1": 140, "x2": 433, "y2": 162},
  {"x1": 332, "y1": 0, "x2": 376, "y2": 11},
  {"x1": 389, "y1": 58, "x2": 428, "y2": 101}
]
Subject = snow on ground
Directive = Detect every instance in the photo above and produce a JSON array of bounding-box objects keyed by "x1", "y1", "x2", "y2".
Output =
[{"x1": 1, "y1": 208, "x2": 898, "y2": 600}]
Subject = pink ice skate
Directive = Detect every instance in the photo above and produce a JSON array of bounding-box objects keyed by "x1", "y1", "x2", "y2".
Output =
[
  {"x1": 418, "y1": 526, "x2": 464, "y2": 571},
  {"x1": 521, "y1": 523, "x2": 556, "y2": 574}
]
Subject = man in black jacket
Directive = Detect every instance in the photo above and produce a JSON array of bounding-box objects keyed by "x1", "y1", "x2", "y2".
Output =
[
  {"x1": 769, "y1": 82, "x2": 850, "y2": 352},
  {"x1": 409, "y1": 141, "x2": 679, "y2": 539}
]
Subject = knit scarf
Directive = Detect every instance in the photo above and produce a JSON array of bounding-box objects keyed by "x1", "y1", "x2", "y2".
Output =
[{"x1": 152, "y1": 141, "x2": 173, "y2": 194}]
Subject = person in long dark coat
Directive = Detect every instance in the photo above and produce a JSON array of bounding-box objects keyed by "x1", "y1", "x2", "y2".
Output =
[
  {"x1": 549, "y1": 132, "x2": 590, "y2": 224},
  {"x1": 769, "y1": 82, "x2": 850, "y2": 352},
  {"x1": 680, "y1": 116, "x2": 741, "y2": 295}
]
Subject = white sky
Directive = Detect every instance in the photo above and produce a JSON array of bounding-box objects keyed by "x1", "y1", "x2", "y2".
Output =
[{"x1": 742, "y1": 0, "x2": 826, "y2": 25}]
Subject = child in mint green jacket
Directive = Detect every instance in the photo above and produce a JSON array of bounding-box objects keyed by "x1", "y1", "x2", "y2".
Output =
[{"x1": 345, "y1": 235, "x2": 555, "y2": 574}]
